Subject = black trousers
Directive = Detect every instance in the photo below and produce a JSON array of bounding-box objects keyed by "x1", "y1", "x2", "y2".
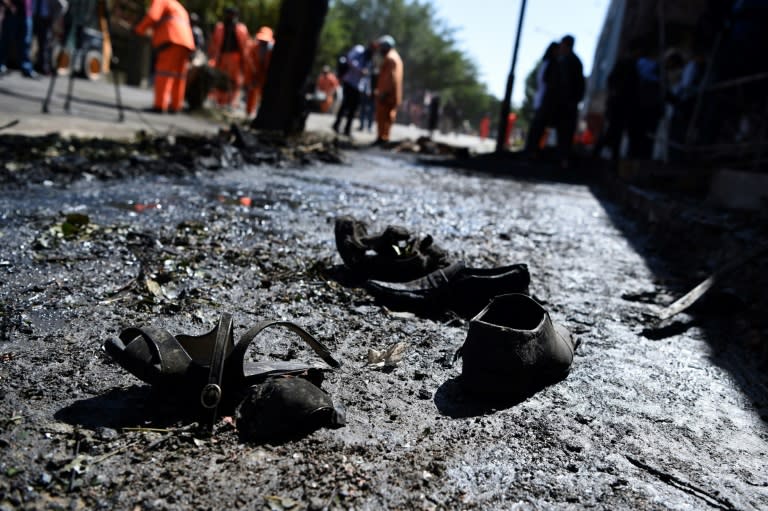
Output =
[
  {"x1": 334, "y1": 82, "x2": 361, "y2": 134},
  {"x1": 33, "y1": 15, "x2": 53, "y2": 75}
]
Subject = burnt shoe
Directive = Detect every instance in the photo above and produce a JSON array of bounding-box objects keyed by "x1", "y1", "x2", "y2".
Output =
[
  {"x1": 364, "y1": 261, "x2": 530, "y2": 318},
  {"x1": 455, "y1": 293, "x2": 576, "y2": 396},
  {"x1": 334, "y1": 215, "x2": 450, "y2": 282},
  {"x1": 236, "y1": 377, "x2": 345, "y2": 443}
]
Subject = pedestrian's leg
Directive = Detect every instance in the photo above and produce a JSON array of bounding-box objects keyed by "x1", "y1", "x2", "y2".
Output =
[
  {"x1": 154, "y1": 74, "x2": 173, "y2": 110},
  {"x1": 20, "y1": 15, "x2": 35, "y2": 75},
  {"x1": 154, "y1": 48, "x2": 177, "y2": 111},
  {"x1": 344, "y1": 88, "x2": 360, "y2": 135},
  {"x1": 375, "y1": 102, "x2": 386, "y2": 141},
  {"x1": 556, "y1": 110, "x2": 577, "y2": 167},
  {"x1": 169, "y1": 48, "x2": 190, "y2": 112},
  {"x1": 525, "y1": 112, "x2": 546, "y2": 154},
  {"x1": 0, "y1": 13, "x2": 18, "y2": 70}
]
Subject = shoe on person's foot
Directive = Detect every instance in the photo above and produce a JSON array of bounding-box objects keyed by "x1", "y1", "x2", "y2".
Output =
[
  {"x1": 371, "y1": 138, "x2": 385, "y2": 147},
  {"x1": 142, "y1": 106, "x2": 165, "y2": 114},
  {"x1": 364, "y1": 261, "x2": 530, "y2": 318},
  {"x1": 22, "y1": 69, "x2": 39, "y2": 79},
  {"x1": 334, "y1": 215, "x2": 450, "y2": 282},
  {"x1": 455, "y1": 293, "x2": 576, "y2": 396}
]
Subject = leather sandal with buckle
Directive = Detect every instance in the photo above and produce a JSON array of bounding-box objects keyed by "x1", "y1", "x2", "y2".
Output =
[{"x1": 103, "y1": 314, "x2": 341, "y2": 430}]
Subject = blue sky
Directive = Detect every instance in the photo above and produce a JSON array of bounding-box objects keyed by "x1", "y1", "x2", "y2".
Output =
[{"x1": 432, "y1": 0, "x2": 610, "y2": 106}]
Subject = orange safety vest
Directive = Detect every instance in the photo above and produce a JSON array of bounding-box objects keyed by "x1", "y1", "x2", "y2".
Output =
[
  {"x1": 376, "y1": 48, "x2": 403, "y2": 108},
  {"x1": 316, "y1": 72, "x2": 340, "y2": 96},
  {"x1": 134, "y1": 0, "x2": 194, "y2": 51},
  {"x1": 208, "y1": 21, "x2": 250, "y2": 63},
  {"x1": 244, "y1": 27, "x2": 274, "y2": 88}
]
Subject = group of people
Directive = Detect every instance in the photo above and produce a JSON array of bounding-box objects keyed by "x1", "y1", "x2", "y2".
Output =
[
  {"x1": 0, "y1": 0, "x2": 67, "y2": 79},
  {"x1": 524, "y1": 34, "x2": 586, "y2": 168},
  {"x1": 204, "y1": 6, "x2": 274, "y2": 117},
  {"x1": 135, "y1": 2, "x2": 274, "y2": 116},
  {"x1": 319, "y1": 35, "x2": 403, "y2": 145}
]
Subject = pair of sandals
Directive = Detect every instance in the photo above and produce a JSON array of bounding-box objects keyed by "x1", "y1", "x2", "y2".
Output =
[{"x1": 104, "y1": 314, "x2": 345, "y2": 441}]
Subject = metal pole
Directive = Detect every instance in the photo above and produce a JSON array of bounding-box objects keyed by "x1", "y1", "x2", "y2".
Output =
[{"x1": 495, "y1": 0, "x2": 527, "y2": 153}]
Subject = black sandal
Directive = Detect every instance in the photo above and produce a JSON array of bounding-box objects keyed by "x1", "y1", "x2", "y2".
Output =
[
  {"x1": 104, "y1": 314, "x2": 341, "y2": 428},
  {"x1": 334, "y1": 215, "x2": 450, "y2": 282}
]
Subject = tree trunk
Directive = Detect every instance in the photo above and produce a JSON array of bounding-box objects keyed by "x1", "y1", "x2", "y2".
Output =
[{"x1": 252, "y1": 0, "x2": 328, "y2": 134}]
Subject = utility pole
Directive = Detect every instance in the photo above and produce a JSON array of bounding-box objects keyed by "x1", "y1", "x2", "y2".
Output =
[{"x1": 495, "y1": 0, "x2": 527, "y2": 153}]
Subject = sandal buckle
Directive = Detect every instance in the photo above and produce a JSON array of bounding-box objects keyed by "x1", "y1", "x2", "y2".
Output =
[{"x1": 200, "y1": 383, "x2": 222, "y2": 409}]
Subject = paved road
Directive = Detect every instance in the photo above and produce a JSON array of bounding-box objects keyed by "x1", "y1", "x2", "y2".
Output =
[
  {"x1": 0, "y1": 127, "x2": 766, "y2": 508},
  {"x1": 0, "y1": 71, "x2": 496, "y2": 153}
]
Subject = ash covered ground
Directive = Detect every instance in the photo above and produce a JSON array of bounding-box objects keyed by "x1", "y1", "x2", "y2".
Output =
[{"x1": 0, "y1": 132, "x2": 767, "y2": 510}]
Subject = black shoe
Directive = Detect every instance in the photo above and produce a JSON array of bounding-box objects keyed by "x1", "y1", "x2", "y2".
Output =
[
  {"x1": 334, "y1": 215, "x2": 451, "y2": 282},
  {"x1": 21, "y1": 69, "x2": 39, "y2": 79},
  {"x1": 142, "y1": 106, "x2": 165, "y2": 114},
  {"x1": 332, "y1": 121, "x2": 340, "y2": 134},
  {"x1": 364, "y1": 261, "x2": 530, "y2": 318},
  {"x1": 371, "y1": 138, "x2": 385, "y2": 147},
  {"x1": 455, "y1": 293, "x2": 576, "y2": 396}
]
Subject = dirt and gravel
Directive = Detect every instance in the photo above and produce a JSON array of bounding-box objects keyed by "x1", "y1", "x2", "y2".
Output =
[{"x1": 1, "y1": 129, "x2": 767, "y2": 510}]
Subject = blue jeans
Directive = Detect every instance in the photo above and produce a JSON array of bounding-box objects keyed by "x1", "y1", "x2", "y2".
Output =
[{"x1": 0, "y1": 13, "x2": 33, "y2": 73}]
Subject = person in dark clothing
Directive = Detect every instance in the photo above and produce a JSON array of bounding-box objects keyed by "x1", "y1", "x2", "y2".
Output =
[
  {"x1": 0, "y1": 0, "x2": 37, "y2": 77},
  {"x1": 33, "y1": 0, "x2": 61, "y2": 75},
  {"x1": 333, "y1": 41, "x2": 374, "y2": 136},
  {"x1": 427, "y1": 93, "x2": 440, "y2": 137},
  {"x1": 626, "y1": 48, "x2": 687, "y2": 160},
  {"x1": 554, "y1": 35, "x2": 585, "y2": 168},
  {"x1": 524, "y1": 41, "x2": 560, "y2": 156},
  {"x1": 592, "y1": 52, "x2": 638, "y2": 160}
]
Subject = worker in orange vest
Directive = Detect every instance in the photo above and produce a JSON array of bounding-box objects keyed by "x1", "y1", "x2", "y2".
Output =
[
  {"x1": 134, "y1": 0, "x2": 195, "y2": 113},
  {"x1": 479, "y1": 114, "x2": 491, "y2": 140},
  {"x1": 373, "y1": 35, "x2": 403, "y2": 145},
  {"x1": 315, "y1": 65, "x2": 340, "y2": 113},
  {"x1": 208, "y1": 6, "x2": 250, "y2": 108},
  {"x1": 244, "y1": 26, "x2": 274, "y2": 118}
]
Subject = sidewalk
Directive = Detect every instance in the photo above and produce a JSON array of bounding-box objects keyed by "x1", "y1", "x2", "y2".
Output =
[{"x1": 0, "y1": 71, "x2": 495, "y2": 154}]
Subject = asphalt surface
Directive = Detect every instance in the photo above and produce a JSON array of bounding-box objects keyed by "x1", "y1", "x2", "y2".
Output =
[{"x1": 0, "y1": 70, "x2": 766, "y2": 510}]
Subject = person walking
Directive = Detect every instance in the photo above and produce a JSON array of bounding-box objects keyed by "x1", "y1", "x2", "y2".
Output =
[
  {"x1": 244, "y1": 25, "x2": 274, "y2": 118},
  {"x1": 332, "y1": 41, "x2": 373, "y2": 136},
  {"x1": 553, "y1": 35, "x2": 585, "y2": 168},
  {"x1": 207, "y1": 6, "x2": 249, "y2": 108},
  {"x1": 524, "y1": 41, "x2": 560, "y2": 156},
  {"x1": 0, "y1": 0, "x2": 37, "y2": 77},
  {"x1": 373, "y1": 35, "x2": 402, "y2": 145},
  {"x1": 134, "y1": 0, "x2": 195, "y2": 113}
]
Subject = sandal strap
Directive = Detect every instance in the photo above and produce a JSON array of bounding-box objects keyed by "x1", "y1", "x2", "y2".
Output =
[
  {"x1": 119, "y1": 326, "x2": 192, "y2": 377},
  {"x1": 230, "y1": 321, "x2": 341, "y2": 377},
  {"x1": 200, "y1": 313, "x2": 234, "y2": 426}
]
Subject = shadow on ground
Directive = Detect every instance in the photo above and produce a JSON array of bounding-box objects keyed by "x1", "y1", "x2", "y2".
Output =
[{"x1": 422, "y1": 149, "x2": 768, "y2": 424}]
